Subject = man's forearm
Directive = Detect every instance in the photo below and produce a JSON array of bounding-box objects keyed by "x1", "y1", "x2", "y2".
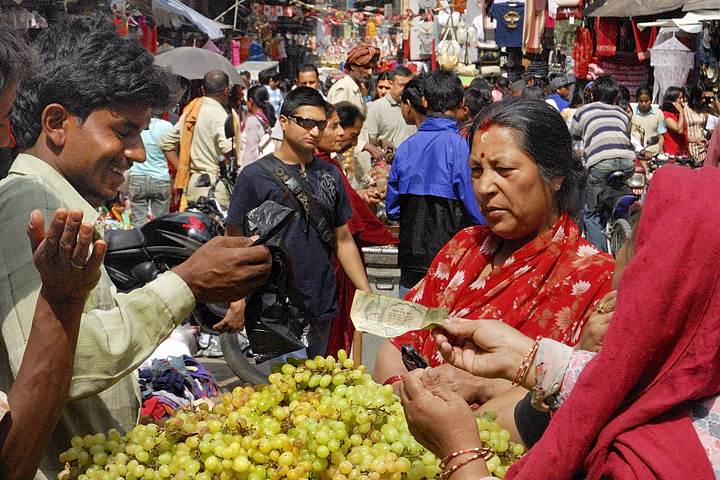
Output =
[{"x1": 334, "y1": 225, "x2": 371, "y2": 292}]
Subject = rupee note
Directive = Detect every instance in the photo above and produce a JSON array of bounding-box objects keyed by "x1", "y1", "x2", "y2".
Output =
[{"x1": 350, "y1": 291, "x2": 449, "y2": 338}]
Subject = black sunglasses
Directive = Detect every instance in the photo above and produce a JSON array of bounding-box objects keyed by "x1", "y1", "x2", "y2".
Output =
[{"x1": 288, "y1": 115, "x2": 327, "y2": 130}]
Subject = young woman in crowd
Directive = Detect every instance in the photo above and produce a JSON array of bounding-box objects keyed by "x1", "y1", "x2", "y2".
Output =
[{"x1": 237, "y1": 85, "x2": 277, "y2": 170}]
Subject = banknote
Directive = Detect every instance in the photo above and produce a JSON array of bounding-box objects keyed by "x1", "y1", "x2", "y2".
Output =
[{"x1": 350, "y1": 291, "x2": 449, "y2": 338}]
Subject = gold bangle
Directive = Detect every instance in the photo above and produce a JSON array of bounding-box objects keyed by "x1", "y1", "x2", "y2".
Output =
[
  {"x1": 438, "y1": 453, "x2": 487, "y2": 480},
  {"x1": 513, "y1": 336, "x2": 541, "y2": 387},
  {"x1": 440, "y1": 447, "x2": 494, "y2": 469}
]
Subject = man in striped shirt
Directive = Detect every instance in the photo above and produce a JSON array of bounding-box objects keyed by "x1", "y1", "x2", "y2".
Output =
[{"x1": 571, "y1": 75, "x2": 635, "y2": 252}]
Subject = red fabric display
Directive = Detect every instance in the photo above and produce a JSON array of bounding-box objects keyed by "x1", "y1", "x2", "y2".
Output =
[
  {"x1": 572, "y1": 27, "x2": 593, "y2": 82},
  {"x1": 506, "y1": 165, "x2": 720, "y2": 480},
  {"x1": 595, "y1": 18, "x2": 618, "y2": 57},
  {"x1": 632, "y1": 20, "x2": 657, "y2": 62}
]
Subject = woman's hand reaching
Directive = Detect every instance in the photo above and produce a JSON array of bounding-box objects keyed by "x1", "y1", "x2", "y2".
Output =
[
  {"x1": 399, "y1": 367, "x2": 485, "y2": 460},
  {"x1": 433, "y1": 318, "x2": 535, "y2": 383}
]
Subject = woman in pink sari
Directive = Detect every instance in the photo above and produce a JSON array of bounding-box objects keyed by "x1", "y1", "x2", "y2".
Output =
[{"x1": 374, "y1": 99, "x2": 614, "y2": 404}]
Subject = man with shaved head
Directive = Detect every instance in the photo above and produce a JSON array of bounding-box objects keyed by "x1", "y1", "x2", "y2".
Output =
[{"x1": 159, "y1": 69, "x2": 234, "y2": 207}]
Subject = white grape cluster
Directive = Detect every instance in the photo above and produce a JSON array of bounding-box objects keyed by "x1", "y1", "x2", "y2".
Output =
[{"x1": 59, "y1": 350, "x2": 523, "y2": 480}]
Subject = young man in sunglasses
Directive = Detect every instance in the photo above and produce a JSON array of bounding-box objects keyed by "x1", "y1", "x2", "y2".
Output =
[{"x1": 225, "y1": 87, "x2": 372, "y2": 357}]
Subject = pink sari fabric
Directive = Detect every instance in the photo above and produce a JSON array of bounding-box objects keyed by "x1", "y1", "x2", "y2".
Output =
[
  {"x1": 391, "y1": 213, "x2": 614, "y2": 366},
  {"x1": 507, "y1": 165, "x2": 720, "y2": 480}
]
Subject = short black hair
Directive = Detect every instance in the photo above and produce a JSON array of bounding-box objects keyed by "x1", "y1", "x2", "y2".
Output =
[
  {"x1": 495, "y1": 77, "x2": 510, "y2": 90},
  {"x1": 297, "y1": 64, "x2": 319, "y2": 78},
  {"x1": 636, "y1": 86, "x2": 653, "y2": 100},
  {"x1": 471, "y1": 98, "x2": 585, "y2": 216},
  {"x1": 422, "y1": 69, "x2": 464, "y2": 113},
  {"x1": 401, "y1": 77, "x2": 426, "y2": 116},
  {"x1": 389, "y1": 66, "x2": 413, "y2": 81},
  {"x1": 464, "y1": 87, "x2": 492, "y2": 118},
  {"x1": 592, "y1": 75, "x2": 621, "y2": 105},
  {"x1": 240, "y1": 70, "x2": 251, "y2": 78},
  {"x1": 11, "y1": 23, "x2": 177, "y2": 150},
  {"x1": 335, "y1": 101, "x2": 365, "y2": 129},
  {"x1": 0, "y1": 19, "x2": 34, "y2": 96},
  {"x1": 259, "y1": 69, "x2": 279, "y2": 86},
  {"x1": 280, "y1": 86, "x2": 326, "y2": 118},
  {"x1": 203, "y1": 70, "x2": 230, "y2": 96}
]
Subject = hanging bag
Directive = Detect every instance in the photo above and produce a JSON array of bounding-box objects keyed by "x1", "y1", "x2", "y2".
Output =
[
  {"x1": 437, "y1": 13, "x2": 459, "y2": 70},
  {"x1": 456, "y1": 36, "x2": 478, "y2": 77}
]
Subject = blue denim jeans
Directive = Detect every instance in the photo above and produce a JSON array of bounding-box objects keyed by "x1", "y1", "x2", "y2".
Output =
[
  {"x1": 584, "y1": 157, "x2": 636, "y2": 252},
  {"x1": 129, "y1": 174, "x2": 171, "y2": 228}
]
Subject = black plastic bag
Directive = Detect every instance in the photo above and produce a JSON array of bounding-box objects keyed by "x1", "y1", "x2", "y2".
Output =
[{"x1": 243, "y1": 200, "x2": 322, "y2": 363}]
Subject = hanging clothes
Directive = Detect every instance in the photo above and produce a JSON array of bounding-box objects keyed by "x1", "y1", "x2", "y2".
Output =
[
  {"x1": 595, "y1": 17, "x2": 618, "y2": 57},
  {"x1": 522, "y1": 0, "x2": 546, "y2": 54},
  {"x1": 632, "y1": 20, "x2": 657, "y2": 62},
  {"x1": 572, "y1": 27, "x2": 593, "y2": 80},
  {"x1": 651, "y1": 35, "x2": 695, "y2": 104},
  {"x1": 489, "y1": 1, "x2": 525, "y2": 48}
]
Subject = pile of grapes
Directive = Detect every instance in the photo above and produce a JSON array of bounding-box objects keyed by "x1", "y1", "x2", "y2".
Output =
[{"x1": 59, "y1": 351, "x2": 523, "y2": 480}]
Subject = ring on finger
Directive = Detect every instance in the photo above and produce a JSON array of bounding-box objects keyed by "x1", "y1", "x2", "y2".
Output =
[
  {"x1": 596, "y1": 302, "x2": 607, "y2": 315},
  {"x1": 70, "y1": 260, "x2": 84, "y2": 269}
]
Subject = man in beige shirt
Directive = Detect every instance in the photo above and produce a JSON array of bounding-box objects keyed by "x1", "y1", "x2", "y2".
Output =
[
  {"x1": 365, "y1": 66, "x2": 417, "y2": 152},
  {"x1": 3, "y1": 25, "x2": 271, "y2": 478},
  {"x1": 158, "y1": 71, "x2": 234, "y2": 206}
]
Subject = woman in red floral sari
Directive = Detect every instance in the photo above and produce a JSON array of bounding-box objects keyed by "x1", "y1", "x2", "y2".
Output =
[{"x1": 374, "y1": 98, "x2": 614, "y2": 404}]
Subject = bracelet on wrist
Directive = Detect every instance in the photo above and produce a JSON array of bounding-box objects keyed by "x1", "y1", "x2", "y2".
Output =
[
  {"x1": 513, "y1": 336, "x2": 541, "y2": 387},
  {"x1": 440, "y1": 447, "x2": 495, "y2": 469},
  {"x1": 383, "y1": 375, "x2": 403, "y2": 386},
  {"x1": 438, "y1": 452, "x2": 492, "y2": 480}
]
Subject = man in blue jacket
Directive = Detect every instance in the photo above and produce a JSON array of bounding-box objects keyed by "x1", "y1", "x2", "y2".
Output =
[{"x1": 386, "y1": 70, "x2": 485, "y2": 298}]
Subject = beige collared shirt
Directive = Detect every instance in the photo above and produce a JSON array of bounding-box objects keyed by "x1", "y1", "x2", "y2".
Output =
[
  {"x1": 157, "y1": 96, "x2": 233, "y2": 175},
  {"x1": 365, "y1": 95, "x2": 418, "y2": 149},
  {"x1": 0, "y1": 154, "x2": 195, "y2": 478},
  {"x1": 327, "y1": 74, "x2": 366, "y2": 113}
]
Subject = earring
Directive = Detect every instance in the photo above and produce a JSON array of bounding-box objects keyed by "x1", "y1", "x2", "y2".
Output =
[{"x1": 553, "y1": 183, "x2": 562, "y2": 191}]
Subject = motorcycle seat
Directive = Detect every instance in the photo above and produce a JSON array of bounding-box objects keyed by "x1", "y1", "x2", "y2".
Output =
[{"x1": 105, "y1": 228, "x2": 145, "y2": 253}]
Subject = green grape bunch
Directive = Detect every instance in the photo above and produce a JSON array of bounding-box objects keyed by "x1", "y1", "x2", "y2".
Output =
[{"x1": 59, "y1": 350, "x2": 523, "y2": 480}]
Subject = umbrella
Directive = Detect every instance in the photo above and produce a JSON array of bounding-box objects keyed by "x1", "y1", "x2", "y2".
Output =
[{"x1": 154, "y1": 47, "x2": 244, "y2": 85}]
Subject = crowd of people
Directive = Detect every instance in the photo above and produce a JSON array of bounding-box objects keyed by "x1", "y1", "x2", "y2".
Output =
[{"x1": 4, "y1": 11, "x2": 720, "y2": 480}]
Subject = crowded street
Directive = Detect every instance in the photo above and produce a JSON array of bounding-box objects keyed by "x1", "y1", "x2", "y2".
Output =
[{"x1": 2, "y1": 0, "x2": 720, "y2": 478}]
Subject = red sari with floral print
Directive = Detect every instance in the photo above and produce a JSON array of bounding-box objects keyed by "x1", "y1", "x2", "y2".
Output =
[{"x1": 390, "y1": 213, "x2": 614, "y2": 366}]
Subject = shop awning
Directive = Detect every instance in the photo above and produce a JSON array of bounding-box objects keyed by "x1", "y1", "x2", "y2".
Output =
[
  {"x1": 153, "y1": 0, "x2": 229, "y2": 39},
  {"x1": 584, "y1": 0, "x2": 686, "y2": 17},
  {"x1": 683, "y1": 0, "x2": 720, "y2": 11},
  {"x1": 635, "y1": 11, "x2": 720, "y2": 33}
]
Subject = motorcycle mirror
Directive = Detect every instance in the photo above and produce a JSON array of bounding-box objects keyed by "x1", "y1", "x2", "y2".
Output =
[
  {"x1": 131, "y1": 262, "x2": 159, "y2": 284},
  {"x1": 646, "y1": 136, "x2": 659, "y2": 146},
  {"x1": 224, "y1": 113, "x2": 235, "y2": 139}
]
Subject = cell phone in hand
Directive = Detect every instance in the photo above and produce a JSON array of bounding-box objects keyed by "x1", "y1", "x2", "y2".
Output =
[{"x1": 401, "y1": 344, "x2": 429, "y2": 371}]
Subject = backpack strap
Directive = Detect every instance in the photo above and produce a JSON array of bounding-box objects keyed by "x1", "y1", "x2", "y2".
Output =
[{"x1": 258, "y1": 156, "x2": 335, "y2": 251}]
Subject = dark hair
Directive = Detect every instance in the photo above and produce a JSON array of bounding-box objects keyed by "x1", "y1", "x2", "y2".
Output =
[
  {"x1": 592, "y1": 75, "x2": 620, "y2": 105},
  {"x1": 325, "y1": 102, "x2": 336, "y2": 119},
  {"x1": 335, "y1": 101, "x2": 365, "y2": 129},
  {"x1": 470, "y1": 98, "x2": 585, "y2": 215},
  {"x1": 687, "y1": 84, "x2": 705, "y2": 111},
  {"x1": 401, "y1": 77, "x2": 426, "y2": 116},
  {"x1": 463, "y1": 88, "x2": 492, "y2": 118},
  {"x1": 203, "y1": 70, "x2": 230, "y2": 96},
  {"x1": 258, "y1": 69, "x2": 279, "y2": 86},
  {"x1": 422, "y1": 69, "x2": 464, "y2": 113},
  {"x1": 495, "y1": 76, "x2": 510, "y2": 90},
  {"x1": 522, "y1": 86, "x2": 545, "y2": 100},
  {"x1": 297, "y1": 63, "x2": 319, "y2": 79},
  {"x1": 636, "y1": 86, "x2": 653, "y2": 100},
  {"x1": 366, "y1": 71, "x2": 382, "y2": 101},
  {"x1": 660, "y1": 86, "x2": 683, "y2": 114},
  {"x1": 389, "y1": 66, "x2": 413, "y2": 81},
  {"x1": 32, "y1": 13, "x2": 115, "y2": 65},
  {"x1": 280, "y1": 86, "x2": 326, "y2": 117},
  {"x1": 240, "y1": 70, "x2": 251, "y2": 78},
  {"x1": 247, "y1": 84, "x2": 276, "y2": 126},
  {"x1": 0, "y1": 17, "x2": 34, "y2": 95},
  {"x1": 469, "y1": 77, "x2": 492, "y2": 92},
  {"x1": 617, "y1": 85, "x2": 631, "y2": 104},
  {"x1": 568, "y1": 80, "x2": 586, "y2": 109},
  {"x1": 11, "y1": 27, "x2": 177, "y2": 150}
]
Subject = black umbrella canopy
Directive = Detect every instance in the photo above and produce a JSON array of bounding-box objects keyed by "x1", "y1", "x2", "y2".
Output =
[{"x1": 154, "y1": 46, "x2": 244, "y2": 85}]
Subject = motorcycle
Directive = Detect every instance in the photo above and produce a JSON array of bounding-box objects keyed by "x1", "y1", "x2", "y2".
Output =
[{"x1": 105, "y1": 143, "x2": 272, "y2": 385}]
